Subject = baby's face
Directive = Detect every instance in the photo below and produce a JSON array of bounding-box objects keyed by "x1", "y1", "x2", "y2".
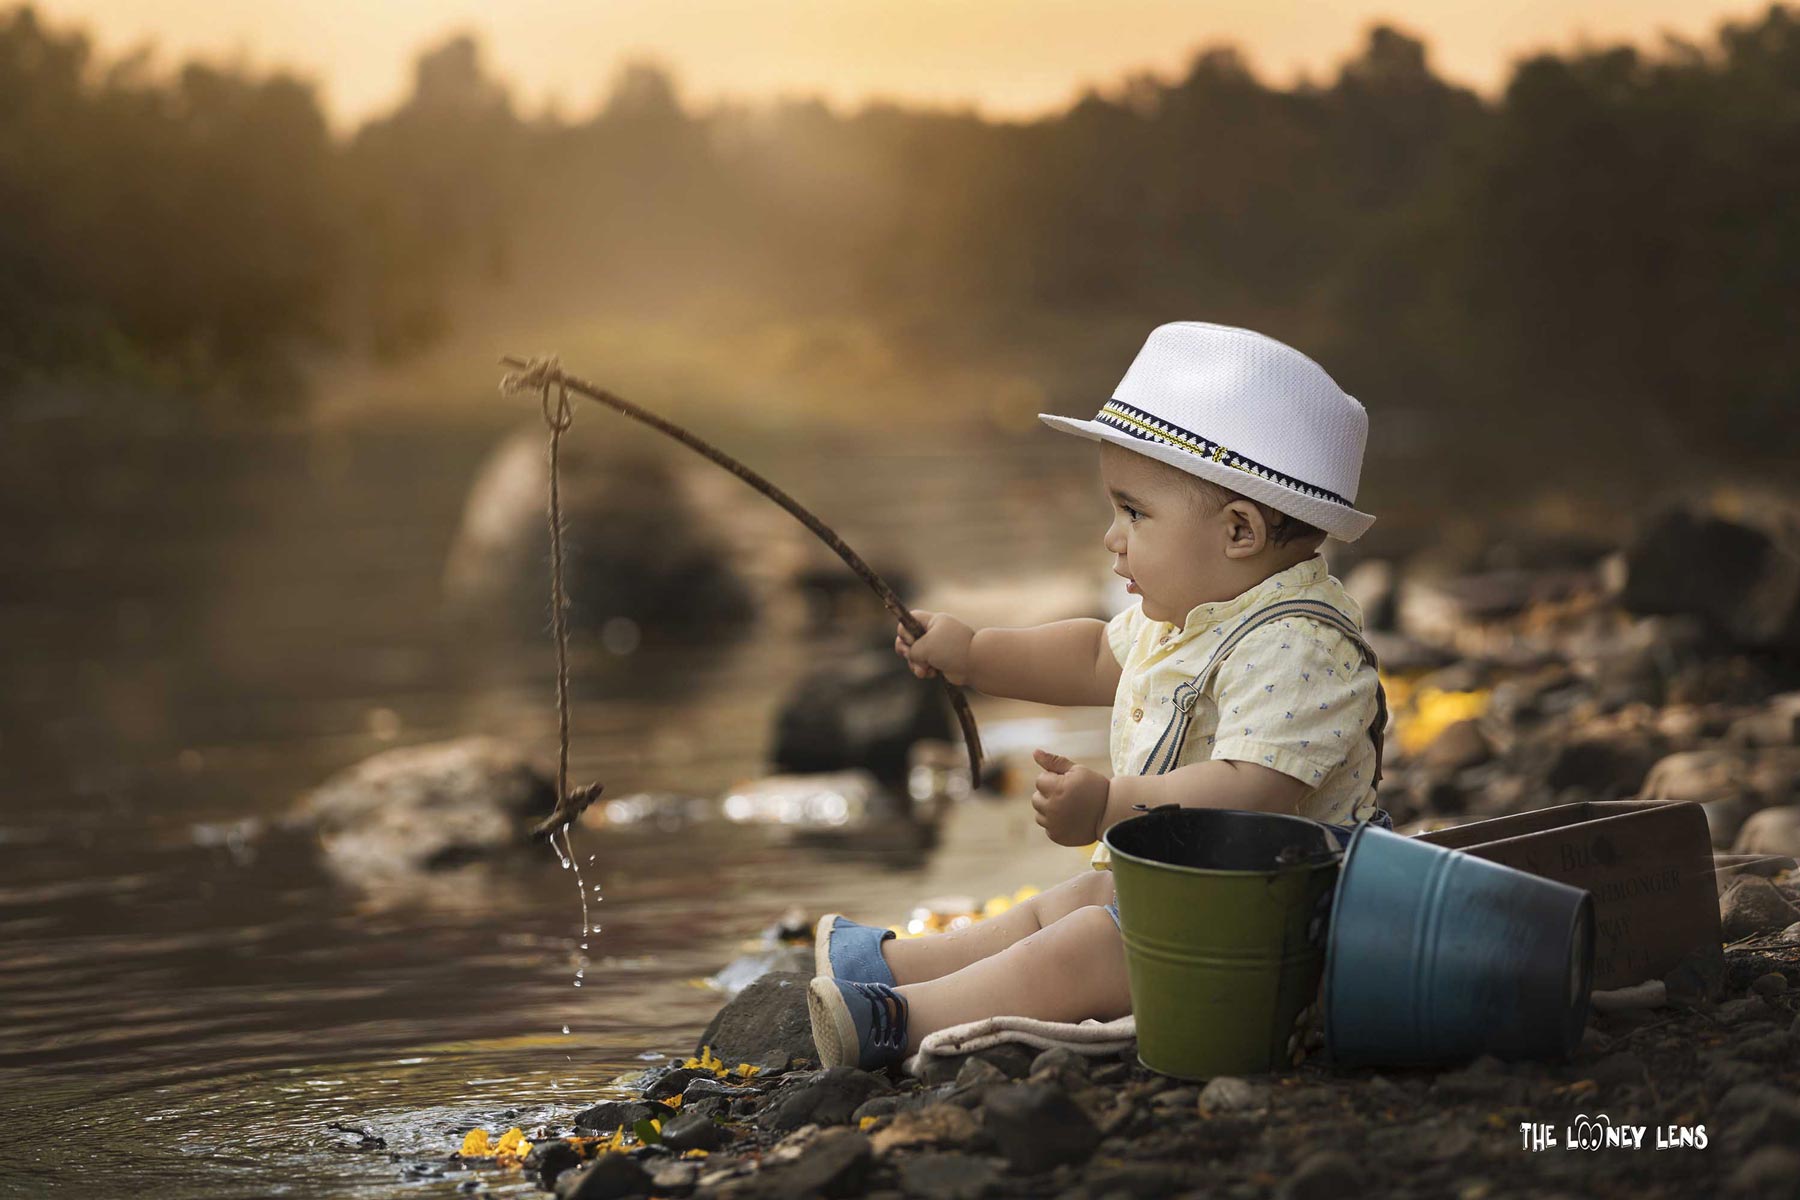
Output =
[{"x1": 1098, "y1": 442, "x2": 1233, "y2": 628}]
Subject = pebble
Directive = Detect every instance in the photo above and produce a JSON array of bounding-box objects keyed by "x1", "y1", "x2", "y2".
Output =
[
  {"x1": 1751, "y1": 971, "x2": 1789, "y2": 998},
  {"x1": 982, "y1": 1083, "x2": 1100, "y2": 1174},
  {"x1": 1030, "y1": 1046, "x2": 1091, "y2": 1080},
  {"x1": 660, "y1": 1110, "x2": 728, "y2": 1153},
  {"x1": 554, "y1": 1155, "x2": 653, "y2": 1200},
  {"x1": 1729, "y1": 1146, "x2": 1800, "y2": 1194},
  {"x1": 1198, "y1": 1076, "x2": 1269, "y2": 1114},
  {"x1": 896, "y1": 1152, "x2": 999, "y2": 1200},
  {"x1": 1278, "y1": 1150, "x2": 1360, "y2": 1200}
]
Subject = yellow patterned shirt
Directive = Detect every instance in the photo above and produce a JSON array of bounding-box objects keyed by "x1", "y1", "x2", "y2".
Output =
[{"x1": 1092, "y1": 553, "x2": 1380, "y2": 866}]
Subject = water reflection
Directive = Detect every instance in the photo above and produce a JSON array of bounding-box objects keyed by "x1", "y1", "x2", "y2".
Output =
[{"x1": 0, "y1": 417, "x2": 1109, "y2": 1197}]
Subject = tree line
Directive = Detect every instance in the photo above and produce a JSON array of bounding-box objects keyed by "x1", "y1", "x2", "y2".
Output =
[{"x1": 1, "y1": 2, "x2": 1794, "y2": 465}]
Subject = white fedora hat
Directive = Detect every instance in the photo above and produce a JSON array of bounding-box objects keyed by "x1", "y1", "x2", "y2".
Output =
[{"x1": 1039, "y1": 321, "x2": 1375, "y2": 542}]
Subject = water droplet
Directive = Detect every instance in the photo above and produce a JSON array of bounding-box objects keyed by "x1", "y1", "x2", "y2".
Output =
[
  {"x1": 562, "y1": 1025, "x2": 570, "y2": 1035},
  {"x1": 573, "y1": 980, "x2": 582, "y2": 987}
]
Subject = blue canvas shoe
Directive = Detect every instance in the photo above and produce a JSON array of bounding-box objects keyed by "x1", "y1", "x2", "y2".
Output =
[
  {"x1": 807, "y1": 977, "x2": 910, "y2": 1070},
  {"x1": 813, "y1": 913, "x2": 897, "y2": 986}
]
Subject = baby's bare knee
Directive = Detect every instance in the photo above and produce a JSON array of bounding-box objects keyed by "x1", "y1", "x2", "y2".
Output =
[{"x1": 1071, "y1": 869, "x2": 1115, "y2": 908}]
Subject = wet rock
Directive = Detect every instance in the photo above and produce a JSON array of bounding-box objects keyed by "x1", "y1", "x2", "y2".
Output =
[
  {"x1": 648, "y1": 1159, "x2": 702, "y2": 1196},
  {"x1": 325, "y1": 1120, "x2": 386, "y2": 1151},
  {"x1": 722, "y1": 1127, "x2": 872, "y2": 1199},
  {"x1": 771, "y1": 649, "x2": 956, "y2": 792},
  {"x1": 969, "y1": 1043, "x2": 1035, "y2": 1081},
  {"x1": 695, "y1": 971, "x2": 817, "y2": 1069},
  {"x1": 444, "y1": 428, "x2": 759, "y2": 640},
  {"x1": 758, "y1": 1067, "x2": 892, "y2": 1133},
  {"x1": 868, "y1": 1104, "x2": 981, "y2": 1156},
  {"x1": 1148, "y1": 1086, "x2": 1199, "y2": 1111},
  {"x1": 526, "y1": 1139, "x2": 584, "y2": 1188},
  {"x1": 1278, "y1": 1150, "x2": 1360, "y2": 1200},
  {"x1": 1717, "y1": 1081, "x2": 1800, "y2": 1151},
  {"x1": 1198, "y1": 1076, "x2": 1269, "y2": 1114},
  {"x1": 1729, "y1": 1146, "x2": 1800, "y2": 1195},
  {"x1": 661, "y1": 1111, "x2": 728, "y2": 1153},
  {"x1": 573, "y1": 1100, "x2": 677, "y2": 1132},
  {"x1": 895, "y1": 1152, "x2": 999, "y2": 1200},
  {"x1": 851, "y1": 1093, "x2": 917, "y2": 1123},
  {"x1": 554, "y1": 1153, "x2": 654, "y2": 1200},
  {"x1": 1721, "y1": 876, "x2": 1800, "y2": 940},
  {"x1": 290, "y1": 737, "x2": 552, "y2": 881},
  {"x1": 1028, "y1": 1046, "x2": 1091, "y2": 1081},
  {"x1": 682, "y1": 1078, "x2": 764, "y2": 1104},
  {"x1": 980, "y1": 1083, "x2": 1100, "y2": 1174},
  {"x1": 1734, "y1": 806, "x2": 1800, "y2": 859},
  {"x1": 915, "y1": 1053, "x2": 969, "y2": 1087},
  {"x1": 952, "y1": 1056, "x2": 1008, "y2": 1093},
  {"x1": 642, "y1": 1067, "x2": 714, "y2": 1102}
]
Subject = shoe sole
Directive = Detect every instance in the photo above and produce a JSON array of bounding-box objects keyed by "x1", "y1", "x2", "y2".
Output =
[
  {"x1": 806, "y1": 976, "x2": 859, "y2": 1069},
  {"x1": 813, "y1": 912, "x2": 844, "y2": 979}
]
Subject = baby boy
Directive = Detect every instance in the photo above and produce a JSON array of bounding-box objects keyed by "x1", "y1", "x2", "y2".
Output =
[{"x1": 807, "y1": 321, "x2": 1391, "y2": 1072}]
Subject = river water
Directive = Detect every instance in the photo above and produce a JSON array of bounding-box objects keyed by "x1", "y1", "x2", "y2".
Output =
[{"x1": 0, "y1": 414, "x2": 1126, "y2": 1198}]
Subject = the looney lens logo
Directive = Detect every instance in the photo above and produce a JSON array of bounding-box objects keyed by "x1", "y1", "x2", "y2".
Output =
[{"x1": 1570, "y1": 1114, "x2": 1613, "y2": 1151}]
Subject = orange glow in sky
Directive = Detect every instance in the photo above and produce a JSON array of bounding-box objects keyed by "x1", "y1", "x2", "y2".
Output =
[{"x1": 32, "y1": 0, "x2": 1772, "y2": 127}]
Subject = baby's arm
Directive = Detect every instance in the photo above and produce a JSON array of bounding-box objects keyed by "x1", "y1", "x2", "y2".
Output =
[
  {"x1": 1099, "y1": 761, "x2": 1308, "y2": 834},
  {"x1": 897, "y1": 612, "x2": 1120, "y2": 707}
]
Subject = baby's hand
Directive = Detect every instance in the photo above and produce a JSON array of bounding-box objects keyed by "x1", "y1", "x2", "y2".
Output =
[
  {"x1": 1029, "y1": 748, "x2": 1110, "y2": 847},
  {"x1": 894, "y1": 609, "x2": 976, "y2": 686}
]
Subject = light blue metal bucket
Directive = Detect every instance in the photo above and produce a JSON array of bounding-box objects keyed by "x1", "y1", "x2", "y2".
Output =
[{"x1": 1324, "y1": 825, "x2": 1595, "y2": 1066}]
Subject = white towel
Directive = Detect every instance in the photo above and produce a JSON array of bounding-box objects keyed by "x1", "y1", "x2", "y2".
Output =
[{"x1": 903, "y1": 1014, "x2": 1137, "y2": 1078}]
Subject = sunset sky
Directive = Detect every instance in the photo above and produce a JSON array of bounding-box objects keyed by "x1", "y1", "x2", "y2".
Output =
[{"x1": 34, "y1": 0, "x2": 1772, "y2": 128}]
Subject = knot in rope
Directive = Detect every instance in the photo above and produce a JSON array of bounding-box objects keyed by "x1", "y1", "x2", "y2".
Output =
[{"x1": 500, "y1": 355, "x2": 573, "y2": 433}]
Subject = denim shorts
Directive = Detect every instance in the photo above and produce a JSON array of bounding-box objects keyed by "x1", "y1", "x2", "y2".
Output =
[{"x1": 1100, "y1": 810, "x2": 1394, "y2": 928}]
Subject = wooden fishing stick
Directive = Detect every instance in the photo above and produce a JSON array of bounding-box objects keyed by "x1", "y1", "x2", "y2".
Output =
[{"x1": 500, "y1": 354, "x2": 985, "y2": 791}]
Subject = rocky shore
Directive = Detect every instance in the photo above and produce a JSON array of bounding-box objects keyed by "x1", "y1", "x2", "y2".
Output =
[
  {"x1": 431, "y1": 944, "x2": 1800, "y2": 1200},
  {"x1": 337, "y1": 496, "x2": 1800, "y2": 1197}
]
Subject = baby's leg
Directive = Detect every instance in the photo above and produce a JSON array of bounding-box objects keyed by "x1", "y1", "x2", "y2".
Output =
[
  {"x1": 883, "y1": 869, "x2": 1115, "y2": 986},
  {"x1": 897, "y1": 904, "x2": 1130, "y2": 1053}
]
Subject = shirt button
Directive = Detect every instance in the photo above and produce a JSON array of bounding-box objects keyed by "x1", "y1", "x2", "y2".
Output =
[{"x1": 1132, "y1": 707, "x2": 1144, "y2": 722}]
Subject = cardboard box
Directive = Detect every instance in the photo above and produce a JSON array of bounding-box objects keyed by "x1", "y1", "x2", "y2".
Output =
[{"x1": 1415, "y1": 800, "x2": 1722, "y2": 990}]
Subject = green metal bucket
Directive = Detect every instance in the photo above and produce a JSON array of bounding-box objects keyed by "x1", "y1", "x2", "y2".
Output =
[{"x1": 1104, "y1": 807, "x2": 1340, "y2": 1080}]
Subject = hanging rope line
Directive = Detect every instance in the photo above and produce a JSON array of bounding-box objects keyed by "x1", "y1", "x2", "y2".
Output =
[
  {"x1": 499, "y1": 353, "x2": 985, "y2": 791},
  {"x1": 523, "y1": 356, "x2": 604, "y2": 841}
]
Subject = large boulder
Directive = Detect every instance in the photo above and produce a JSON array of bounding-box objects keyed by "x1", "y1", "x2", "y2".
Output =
[
  {"x1": 442, "y1": 427, "x2": 763, "y2": 641},
  {"x1": 1639, "y1": 747, "x2": 1800, "y2": 846},
  {"x1": 770, "y1": 647, "x2": 955, "y2": 791},
  {"x1": 1618, "y1": 505, "x2": 1800, "y2": 652},
  {"x1": 694, "y1": 971, "x2": 818, "y2": 1070},
  {"x1": 1734, "y1": 806, "x2": 1800, "y2": 859},
  {"x1": 290, "y1": 737, "x2": 551, "y2": 882}
]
